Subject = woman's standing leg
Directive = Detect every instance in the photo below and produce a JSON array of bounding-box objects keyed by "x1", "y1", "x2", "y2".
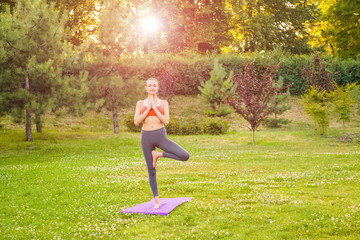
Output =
[{"x1": 141, "y1": 133, "x2": 159, "y2": 197}]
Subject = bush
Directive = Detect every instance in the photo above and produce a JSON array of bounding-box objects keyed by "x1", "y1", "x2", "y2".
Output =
[
  {"x1": 166, "y1": 117, "x2": 204, "y2": 135},
  {"x1": 117, "y1": 52, "x2": 360, "y2": 97},
  {"x1": 201, "y1": 118, "x2": 229, "y2": 135},
  {"x1": 277, "y1": 55, "x2": 311, "y2": 95},
  {"x1": 263, "y1": 118, "x2": 291, "y2": 128},
  {"x1": 302, "y1": 87, "x2": 330, "y2": 135},
  {"x1": 123, "y1": 114, "x2": 141, "y2": 132}
]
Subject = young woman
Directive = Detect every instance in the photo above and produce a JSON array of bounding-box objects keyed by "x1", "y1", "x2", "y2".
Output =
[{"x1": 134, "y1": 78, "x2": 190, "y2": 209}]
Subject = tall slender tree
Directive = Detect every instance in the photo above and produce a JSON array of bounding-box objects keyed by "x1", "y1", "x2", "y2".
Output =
[
  {"x1": 89, "y1": 0, "x2": 144, "y2": 133},
  {"x1": 0, "y1": 0, "x2": 86, "y2": 140}
]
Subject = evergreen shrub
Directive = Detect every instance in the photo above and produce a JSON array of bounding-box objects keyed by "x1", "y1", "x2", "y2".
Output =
[
  {"x1": 201, "y1": 118, "x2": 229, "y2": 135},
  {"x1": 123, "y1": 114, "x2": 141, "y2": 132},
  {"x1": 263, "y1": 118, "x2": 292, "y2": 128}
]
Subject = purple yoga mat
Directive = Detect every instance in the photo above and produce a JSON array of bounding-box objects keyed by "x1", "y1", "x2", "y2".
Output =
[{"x1": 119, "y1": 197, "x2": 193, "y2": 215}]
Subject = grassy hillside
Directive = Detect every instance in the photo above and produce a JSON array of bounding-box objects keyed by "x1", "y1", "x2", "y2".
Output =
[{"x1": 1, "y1": 95, "x2": 359, "y2": 135}]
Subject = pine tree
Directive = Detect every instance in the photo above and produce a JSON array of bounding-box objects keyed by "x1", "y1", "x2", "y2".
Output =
[
  {"x1": 264, "y1": 76, "x2": 292, "y2": 128},
  {"x1": 198, "y1": 58, "x2": 235, "y2": 112},
  {"x1": 0, "y1": 0, "x2": 86, "y2": 140}
]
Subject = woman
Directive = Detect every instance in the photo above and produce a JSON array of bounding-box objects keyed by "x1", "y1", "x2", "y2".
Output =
[{"x1": 134, "y1": 78, "x2": 190, "y2": 209}]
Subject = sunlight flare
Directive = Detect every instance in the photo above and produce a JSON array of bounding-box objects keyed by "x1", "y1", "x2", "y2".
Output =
[{"x1": 141, "y1": 15, "x2": 160, "y2": 34}]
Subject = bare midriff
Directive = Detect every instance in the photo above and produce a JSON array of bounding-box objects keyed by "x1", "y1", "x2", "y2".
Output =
[{"x1": 142, "y1": 115, "x2": 165, "y2": 131}]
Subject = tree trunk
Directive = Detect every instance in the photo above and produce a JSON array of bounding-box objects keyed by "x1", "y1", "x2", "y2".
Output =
[
  {"x1": 252, "y1": 128, "x2": 255, "y2": 144},
  {"x1": 25, "y1": 75, "x2": 32, "y2": 141},
  {"x1": 144, "y1": 42, "x2": 149, "y2": 54},
  {"x1": 113, "y1": 106, "x2": 119, "y2": 134},
  {"x1": 35, "y1": 112, "x2": 42, "y2": 133},
  {"x1": 112, "y1": 92, "x2": 119, "y2": 134},
  {"x1": 211, "y1": 102, "x2": 216, "y2": 111}
]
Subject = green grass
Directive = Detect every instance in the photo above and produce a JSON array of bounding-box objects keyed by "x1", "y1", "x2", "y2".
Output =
[
  {"x1": 1, "y1": 95, "x2": 360, "y2": 239},
  {"x1": 1, "y1": 128, "x2": 360, "y2": 239}
]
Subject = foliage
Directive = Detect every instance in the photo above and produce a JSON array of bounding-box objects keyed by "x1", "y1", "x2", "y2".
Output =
[
  {"x1": 166, "y1": 117, "x2": 203, "y2": 135},
  {"x1": 149, "y1": 0, "x2": 233, "y2": 53},
  {"x1": 98, "y1": 0, "x2": 143, "y2": 56},
  {"x1": 225, "y1": 62, "x2": 280, "y2": 143},
  {"x1": 264, "y1": 76, "x2": 292, "y2": 128},
  {"x1": 198, "y1": 58, "x2": 235, "y2": 111},
  {"x1": 203, "y1": 106, "x2": 234, "y2": 117},
  {"x1": 157, "y1": 61, "x2": 181, "y2": 104},
  {"x1": 89, "y1": 2, "x2": 146, "y2": 133},
  {"x1": 277, "y1": 55, "x2": 311, "y2": 95},
  {"x1": 301, "y1": 55, "x2": 335, "y2": 93},
  {"x1": 111, "y1": 52, "x2": 360, "y2": 96},
  {"x1": 124, "y1": 115, "x2": 229, "y2": 135},
  {"x1": 201, "y1": 117, "x2": 229, "y2": 135},
  {"x1": 167, "y1": 117, "x2": 229, "y2": 135},
  {"x1": 0, "y1": 0, "x2": 87, "y2": 140},
  {"x1": 269, "y1": 76, "x2": 292, "y2": 119},
  {"x1": 225, "y1": 0, "x2": 316, "y2": 54},
  {"x1": 263, "y1": 118, "x2": 291, "y2": 128},
  {"x1": 302, "y1": 87, "x2": 330, "y2": 135},
  {"x1": 123, "y1": 114, "x2": 142, "y2": 132},
  {"x1": 308, "y1": 0, "x2": 360, "y2": 59},
  {"x1": 326, "y1": 57, "x2": 360, "y2": 86},
  {"x1": 326, "y1": 82, "x2": 359, "y2": 133}
]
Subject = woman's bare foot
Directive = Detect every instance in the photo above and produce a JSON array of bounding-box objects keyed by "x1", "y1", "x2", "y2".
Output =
[
  {"x1": 152, "y1": 150, "x2": 162, "y2": 169},
  {"x1": 153, "y1": 196, "x2": 161, "y2": 209}
]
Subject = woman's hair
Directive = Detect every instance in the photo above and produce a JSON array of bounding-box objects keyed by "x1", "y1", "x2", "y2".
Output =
[{"x1": 146, "y1": 78, "x2": 159, "y2": 84}]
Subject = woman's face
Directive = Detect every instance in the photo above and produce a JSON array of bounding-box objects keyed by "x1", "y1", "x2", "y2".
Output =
[{"x1": 145, "y1": 79, "x2": 159, "y2": 95}]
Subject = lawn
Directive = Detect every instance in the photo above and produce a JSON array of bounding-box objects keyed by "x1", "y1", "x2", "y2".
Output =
[
  {"x1": 1, "y1": 127, "x2": 360, "y2": 239},
  {"x1": 1, "y1": 96, "x2": 360, "y2": 239}
]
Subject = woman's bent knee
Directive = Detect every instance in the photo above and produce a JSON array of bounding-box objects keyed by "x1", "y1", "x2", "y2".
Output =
[{"x1": 181, "y1": 151, "x2": 190, "y2": 161}]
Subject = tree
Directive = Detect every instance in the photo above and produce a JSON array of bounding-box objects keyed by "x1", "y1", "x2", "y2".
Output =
[
  {"x1": 225, "y1": 0, "x2": 316, "y2": 54},
  {"x1": 308, "y1": 0, "x2": 360, "y2": 59},
  {"x1": 88, "y1": 0, "x2": 143, "y2": 134},
  {"x1": 50, "y1": 0, "x2": 103, "y2": 46},
  {"x1": 87, "y1": 71, "x2": 138, "y2": 134},
  {"x1": 0, "y1": 0, "x2": 16, "y2": 12},
  {"x1": 198, "y1": 58, "x2": 234, "y2": 112},
  {"x1": 326, "y1": 82, "x2": 359, "y2": 133},
  {"x1": 158, "y1": 61, "x2": 180, "y2": 104},
  {"x1": 224, "y1": 62, "x2": 280, "y2": 144},
  {"x1": 301, "y1": 55, "x2": 335, "y2": 93},
  {"x1": 302, "y1": 87, "x2": 329, "y2": 135},
  {"x1": 264, "y1": 76, "x2": 292, "y2": 128},
  {"x1": 138, "y1": 0, "x2": 233, "y2": 53},
  {"x1": 0, "y1": 0, "x2": 85, "y2": 140}
]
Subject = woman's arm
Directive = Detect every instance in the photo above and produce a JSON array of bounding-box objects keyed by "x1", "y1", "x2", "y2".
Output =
[
  {"x1": 134, "y1": 100, "x2": 151, "y2": 126},
  {"x1": 153, "y1": 99, "x2": 170, "y2": 125}
]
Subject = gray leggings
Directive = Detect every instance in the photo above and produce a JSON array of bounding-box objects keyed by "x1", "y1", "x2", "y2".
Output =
[{"x1": 141, "y1": 127, "x2": 189, "y2": 197}]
